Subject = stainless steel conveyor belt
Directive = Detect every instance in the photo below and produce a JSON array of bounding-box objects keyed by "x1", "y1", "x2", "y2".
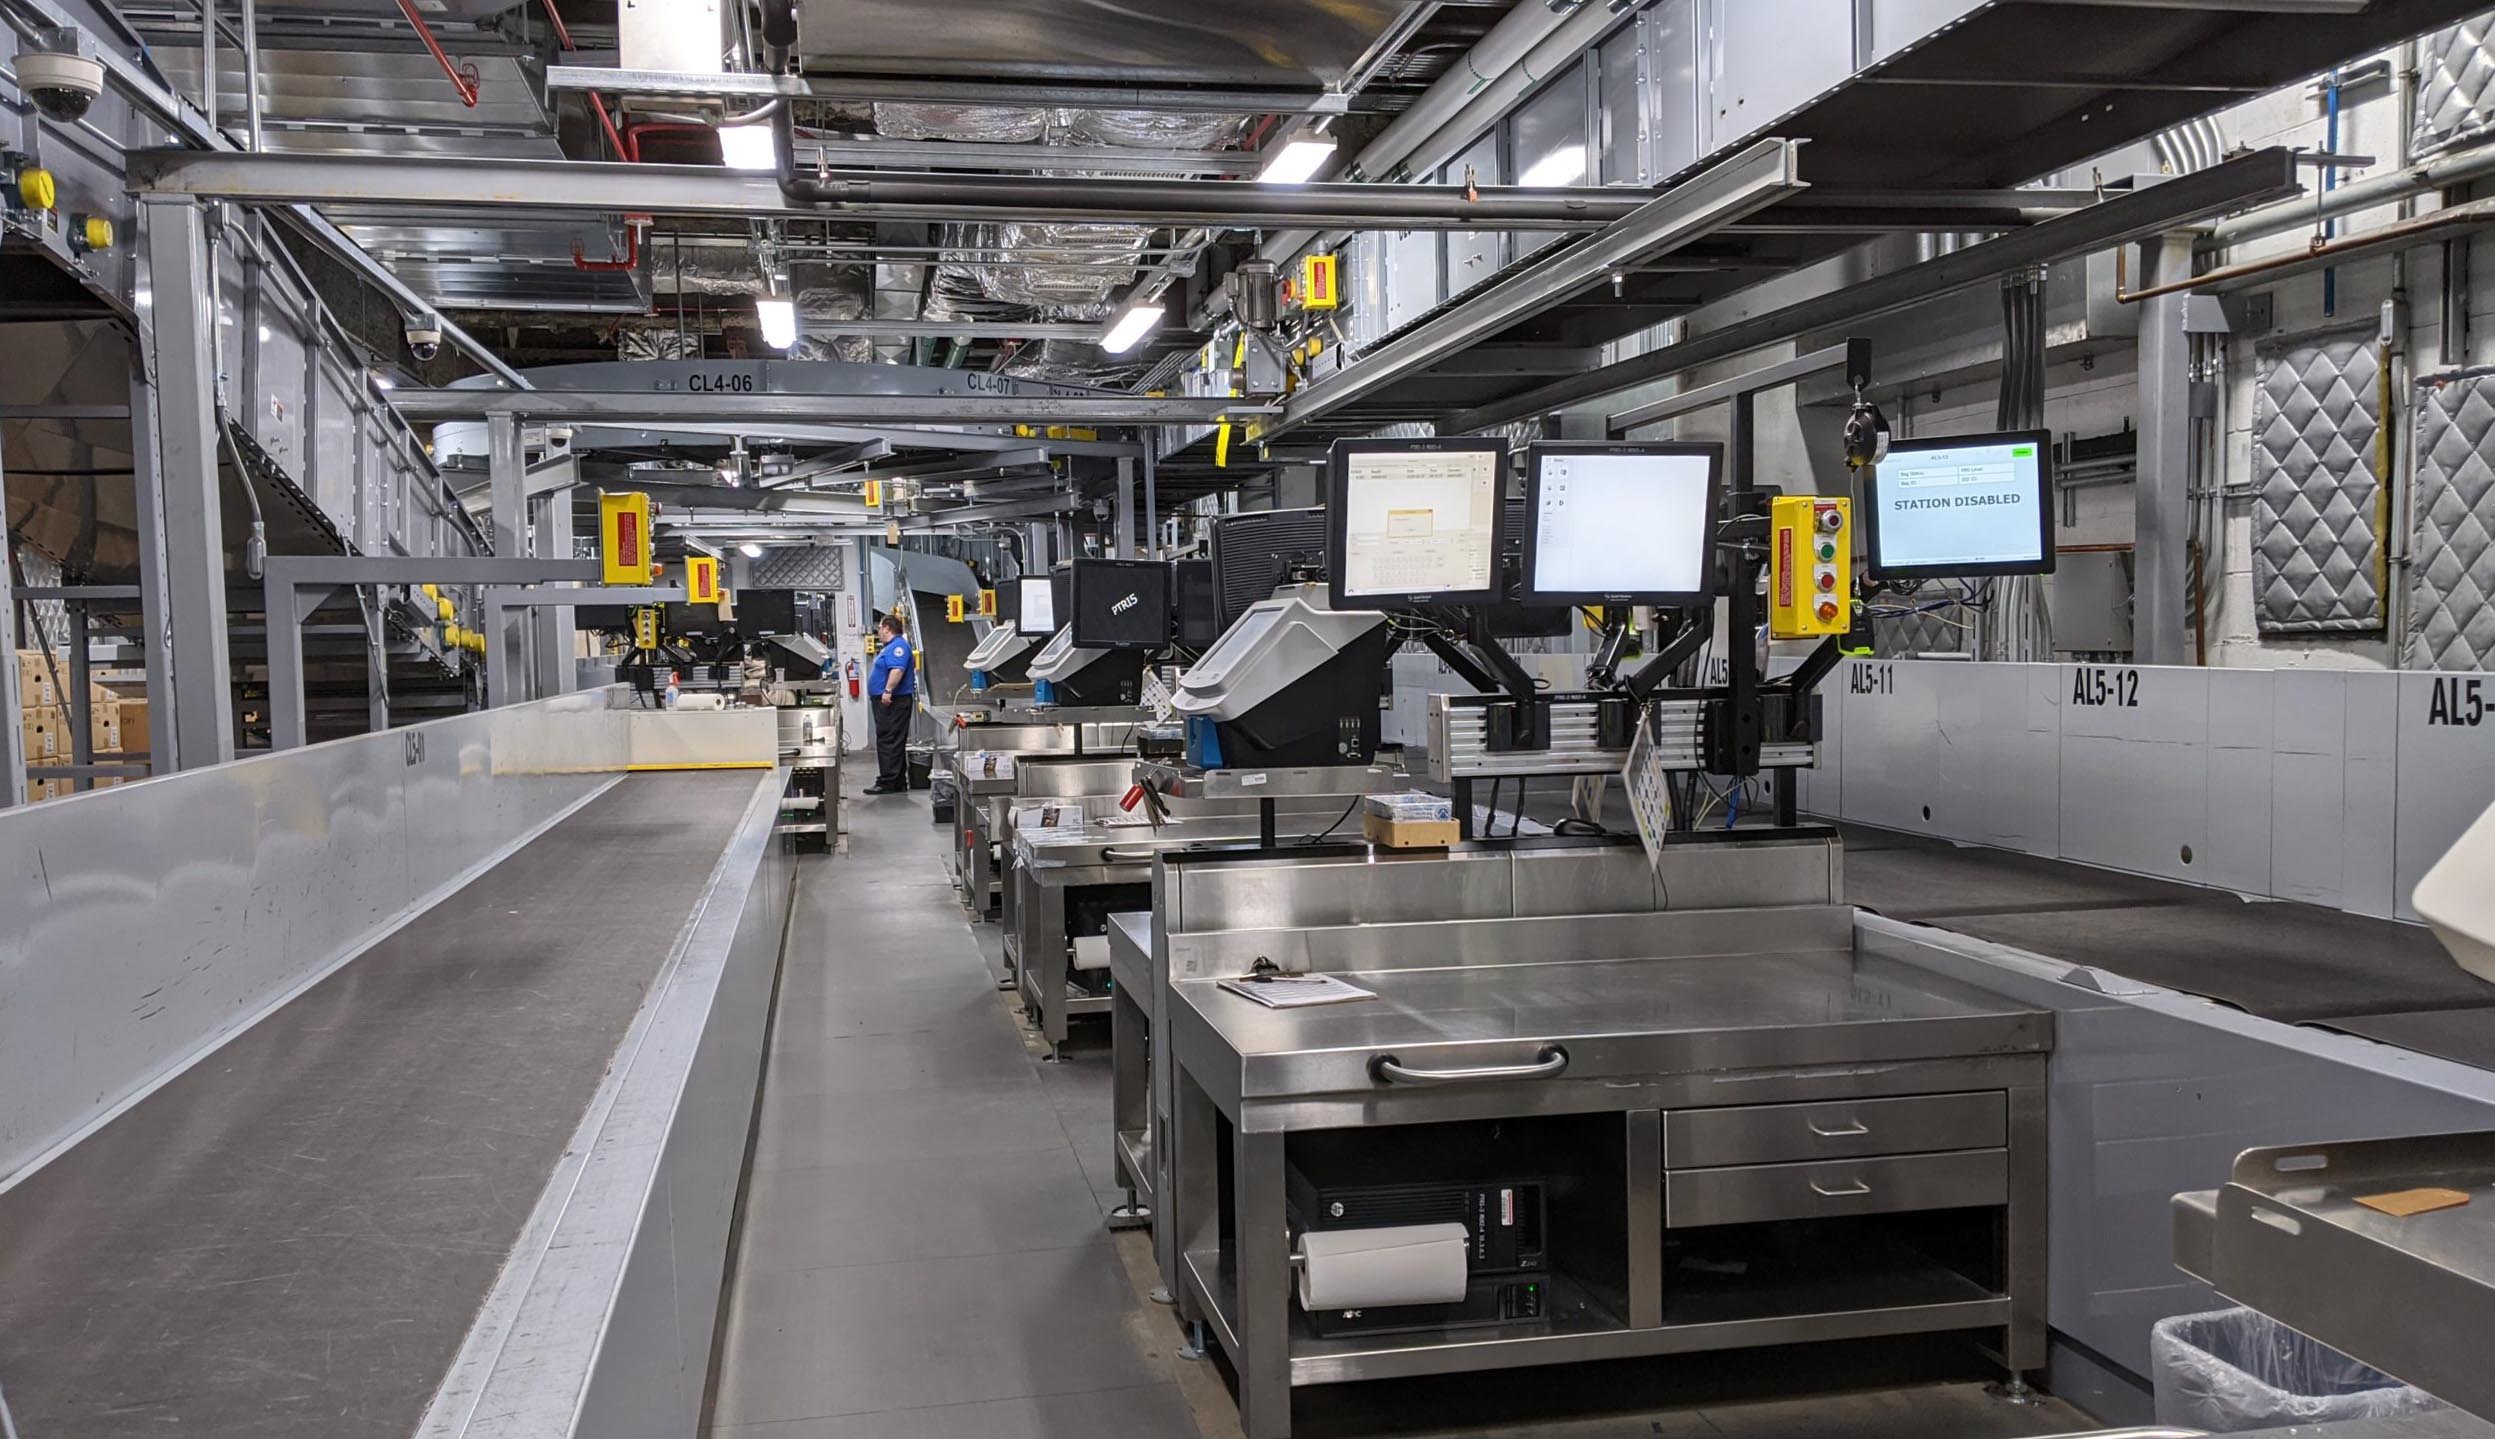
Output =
[{"x1": 0, "y1": 772, "x2": 768, "y2": 1439}]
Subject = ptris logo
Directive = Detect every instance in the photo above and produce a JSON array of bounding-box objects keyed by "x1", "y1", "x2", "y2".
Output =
[{"x1": 1110, "y1": 592, "x2": 1140, "y2": 615}]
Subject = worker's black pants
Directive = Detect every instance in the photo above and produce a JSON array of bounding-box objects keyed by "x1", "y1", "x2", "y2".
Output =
[{"x1": 873, "y1": 693, "x2": 913, "y2": 789}]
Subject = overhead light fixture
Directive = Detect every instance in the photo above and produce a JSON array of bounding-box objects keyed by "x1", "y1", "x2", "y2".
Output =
[
  {"x1": 755, "y1": 297, "x2": 797, "y2": 350},
  {"x1": 1099, "y1": 298, "x2": 1167, "y2": 356},
  {"x1": 717, "y1": 123, "x2": 778, "y2": 172},
  {"x1": 1518, "y1": 144, "x2": 1588, "y2": 188},
  {"x1": 1256, "y1": 137, "x2": 1335, "y2": 186},
  {"x1": 738, "y1": 542, "x2": 764, "y2": 558},
  {"x1": 370, "y1": 372, "x2": 396, "y2": 391}
]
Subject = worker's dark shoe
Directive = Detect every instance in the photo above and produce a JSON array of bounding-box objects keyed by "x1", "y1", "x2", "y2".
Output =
[{"x1": 865, "y1": 782, "x2": 905, "y2": 794}]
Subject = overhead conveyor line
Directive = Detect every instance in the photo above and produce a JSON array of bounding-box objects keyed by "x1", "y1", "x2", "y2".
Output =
[{"x1": 385, "y1": 388, "x2": 1272, "y2": 426}]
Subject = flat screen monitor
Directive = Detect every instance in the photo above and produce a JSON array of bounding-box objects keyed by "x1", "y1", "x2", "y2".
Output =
[
  {"x1": 1069, "y1": 558, "x2": 1172, "y2": 652},
  {"x1": 1521, "y1": 443, "x2": 1721, "y2": 605},
  {"x1": 1864, "y1": 430, "x2": 2056, "y2": 580},
  {"x1": 1172, "y1": 558, "x2": 1220, "y2": 648},
  {"x1": 1013, "y1": 575, "x2": 1057, "y2": 637},
  {"x1": 1209, "y1": 507, "x2": 1329, "y2": 629},
  {"x1": 1326, "y1": 438, "x2": 1508, "y2": 609}
]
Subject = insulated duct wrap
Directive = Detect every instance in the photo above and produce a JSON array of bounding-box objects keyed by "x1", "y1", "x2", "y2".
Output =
[
  {"x1": 653, "y1": 247, "x2": 778, "y2": 297},
  {"x1": 617, "y1": 326, "x2": 702, "y2": 361},
  {"x1": 871, "y1": 102, "x2": 1050, "y2": 143},
  {"x1": 787, "y1": 261, "x2": 874, "y2": 363},
  {"x1": 977, "y1": 222, "x2": 1150, "y2": 312}
]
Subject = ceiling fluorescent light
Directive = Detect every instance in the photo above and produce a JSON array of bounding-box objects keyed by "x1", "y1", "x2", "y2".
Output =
[
  {"x1": 1256, "y1": 137, "x2": 1335, "y2": 186},
  {"x1": 717, "y1": 123, "x2": 778, "y2": 172},
  {"x1": 1518, "y1": 145, "x2": 1588, "y2": 188},
  {"x1": 739, "y1": 542, "x2": 764, "y2": 558},
  {"x1": 755, "y1": 297, "x2": 797, "y2": 350},
  {"x1": 1099, "y1": 300, "x2": 1167, "y2": 356}
]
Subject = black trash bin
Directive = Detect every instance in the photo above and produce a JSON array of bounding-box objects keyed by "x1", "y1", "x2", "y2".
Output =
[{"x1": 906, "y1": 742, "x2": 934, "y2": 791}]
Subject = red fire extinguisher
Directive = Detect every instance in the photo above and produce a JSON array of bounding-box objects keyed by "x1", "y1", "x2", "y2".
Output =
[{"x1": 845, "y1": 655, "x2": 862, "y2": 699}]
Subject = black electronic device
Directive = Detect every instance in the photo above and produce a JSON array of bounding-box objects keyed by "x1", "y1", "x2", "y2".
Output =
[
  {"x1": 1521, "y1": 442, "x2": 1723, "y2": 606},
  {"x1": 1208, "y1": 507, "x2": 1330, "y2": 630},
  {"x1": 1862, "y1": 428, "x2": 2056, "y2": 581},
  {"x1": 1012, "y1": 574, "x2": 1058, "y2": 637},
  {"x1": 734, "y1": 588, "x2": 800, "y2": 634},
  {"x1": 1172, "y1": 558, "x2": 1220, "y2": 649},
  {"x1": 1068, "y1": 558, "x2": 1172, "y2": 652},
  {"x1": 1285, "y1": 1169, "x2": 1551, "y2": 1337},
  {"x1": 1325, "y1": 437, "x2": 1510, "y2": 610}
]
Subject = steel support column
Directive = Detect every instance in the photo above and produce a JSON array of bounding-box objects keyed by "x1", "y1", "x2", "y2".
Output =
[
  {"x1": 126, "y1": 365, "x2": 179, "y2": 773},
  {"x1": 487, "y1": 412, "x2": 529, "y2": 701},
  {"x1": 530, "y1": 484, "x2": 577, "y2": 699},
  {"x1": 0, "y1": 438, "x2": 23, "y2": 809},
  {"x1": 140, "y1": 195, "x2": 236, "y2": 768},
  {"x1": 1114, "y1": 457, "x2": 1137, "y2": 558},
  {"x1": 2136, "y1": 234, "x2": 2196, "y2": 666}
]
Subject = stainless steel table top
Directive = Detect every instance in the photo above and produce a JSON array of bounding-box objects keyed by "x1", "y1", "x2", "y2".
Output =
[{"x1": 1172, "y1": 945, "x2": 2051, "y2": 1097}]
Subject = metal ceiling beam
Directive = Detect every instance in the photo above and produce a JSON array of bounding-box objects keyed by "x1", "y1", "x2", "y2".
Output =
[
  {"x1": 1267, "y1": 139, "x2": 1807, "y2": 439},
  {"x1": 795, "y1": 136, "x2": 1262, "y2": 176},
  {"x1": 1446, "y1": 147, "x2": 2306, "y2": 435},
  {"x1": 124, "y1": 150, "x2": 1646, "y2": 231},
  {"x1": 543, "y1": 64, "x2": 1369, "y2": 115},
  {"x1": 388, "y1": 388, "x2": 1273, "y2": 426},
  {"x1": 801, "y1": 319, "x2": 1126, "y2": 341}
]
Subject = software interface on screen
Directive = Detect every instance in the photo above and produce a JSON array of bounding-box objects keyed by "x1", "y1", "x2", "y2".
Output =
[
  {"x1": 1873, "y1": 438, "x2": 2048, "y2": 571},
  {"x1": 1338, "y1": 448, "x2": 1502, "y2": 599},
  {"x1": 1016, "y1": 576, "x2": 1056, "y2": 636},
  {"x1": 1529, "y1": 450, "x2": 1714, "y2": 597}
]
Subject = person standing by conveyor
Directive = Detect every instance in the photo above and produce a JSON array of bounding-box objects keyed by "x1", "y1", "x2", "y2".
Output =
[{"x1": 865, "y1": 611, "x2": 917, "y2": 794}]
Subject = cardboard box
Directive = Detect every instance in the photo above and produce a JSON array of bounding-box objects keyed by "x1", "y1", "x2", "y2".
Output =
[
  {"x1": 1363, "y1": 811, "x2": 1460, "y2": 850},
  {"x1": 20, "y1": 709, "x2": 61, "y2": 762},
  {"x1": 16, "y1": 650, "x2": 59, "y2": 710},
  {"x1": 117, "y1": 699, "x2": 150, "y2": 756},
  {"x1": 20, "y1": 704, "x2": 118, "y2": 755}
]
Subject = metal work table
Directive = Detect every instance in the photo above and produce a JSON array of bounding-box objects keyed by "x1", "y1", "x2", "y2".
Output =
[
  {"x1": 1159, "y1": 905, "x2": 2050, "y2": 1438},
  {"x1": 0, "y1": 772, "x2": 768, "y2": 1438},
  {"x1": 1107, "y1": 908, "x2": 1160, "y2": 1228}
]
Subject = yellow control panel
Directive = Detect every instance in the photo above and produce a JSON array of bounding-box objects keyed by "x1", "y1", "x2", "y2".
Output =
[
  {"x1": 599, "y1": 491, "x2": 655, "y2": 584},
  {"x1": 685, "y1": 555, "x2": 721, "y2": 606},
  {"x1": 1769, "y1": 494, "x2": 1852, "y2": 638}
]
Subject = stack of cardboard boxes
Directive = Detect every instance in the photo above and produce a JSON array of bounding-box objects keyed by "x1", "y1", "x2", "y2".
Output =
[{"x1": 16, "y1": 649, "x2": 147, "y2": 803}]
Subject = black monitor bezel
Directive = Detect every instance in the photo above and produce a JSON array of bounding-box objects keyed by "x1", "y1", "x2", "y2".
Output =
[
  {"x1": 1324, "y1": 437, "x2": 1512, "y2": 611},
  {"x1": 1012, "y1": 574, "x2": 1059, "y2": 637},
  {"x1": 1068, "y1": 557, "x2": 1173, "y2": 652},
  {"x1": 1518, "y1": 441, "x2": 1725, "y2": 607},
  {"x1": 1862, "y1": 428, "x2": 2059, "y2": 582}
]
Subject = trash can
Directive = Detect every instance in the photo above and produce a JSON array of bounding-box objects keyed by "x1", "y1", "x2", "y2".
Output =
[
  {"x1": 2150, "y1": 1307, "x2": 2442, "y2": 1432},
  {"x1": 929, "y1": 773, "x2": 958, "y2": 825},
  {"x1": 906, "y1": 742, "x2": 935, "y2": 791}
]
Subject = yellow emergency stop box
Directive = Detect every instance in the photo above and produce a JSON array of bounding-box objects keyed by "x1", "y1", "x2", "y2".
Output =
[
  {"x1": 978, "y1": 588, "x2": 997, "y2": 617},
  {"x1": 1296, "y1": 252, "x2": 1340, "y2": 311},
  {"x1": 633, "y1": 607, "x2": 661, "y2": 649},
  {"x1": 862, "y1": 479, "x2": 883, "y2": 509},
  {"x1": 945, "y1": 594, "x2": 966, "y2": 623},
  {"x1": 685, "y1": 555, "x2": 722, "y2": 606},
  {"x1": 1769, "y1": 494, "x2": 1852, "y2": 638},
  {"x1": 600, "y1": 491, "x2": 656, "y2": 584}
]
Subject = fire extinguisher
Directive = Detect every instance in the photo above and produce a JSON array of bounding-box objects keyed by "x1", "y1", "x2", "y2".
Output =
[{"x1": 845, "y1": 655, "x2": 862, "y2": 699}]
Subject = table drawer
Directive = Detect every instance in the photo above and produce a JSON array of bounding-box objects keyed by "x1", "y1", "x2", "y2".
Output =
[
  {"x1": 1666, "y1": 1092, "x2": 2005, "y2": 1170},
  {"x1": 1665, "y1": 1149, "x2": 2008, "y2": 1228}
]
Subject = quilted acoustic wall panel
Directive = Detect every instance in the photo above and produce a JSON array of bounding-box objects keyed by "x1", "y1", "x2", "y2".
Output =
[
  {"x1": 2408, "y1": 369, "x2": 2495, "y2": 670},
  {"x1": 2252, "y1": 328, "x2": 2386, "y2": 634},
  {"x1": 2416, "y1": 14, "x2": 2495, "y2": 158},
  {"x1": 747, "y1": 544, "x2": 845, "y2": 589}
]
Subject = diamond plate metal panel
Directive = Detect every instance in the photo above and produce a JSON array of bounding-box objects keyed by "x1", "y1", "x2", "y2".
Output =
[
  {"x1": 2416, "y1": 15, "x2": 2495, "y2": 158},
  {"x1": 747, "y1": 545, "x2": 845, "y2": 589},
  {"x1": 2252, "y1": 328, "x2": 2386, "y2": 634},
  {"x1": 2407, "y1": 369, "x2": 2495, "y2": 670}
]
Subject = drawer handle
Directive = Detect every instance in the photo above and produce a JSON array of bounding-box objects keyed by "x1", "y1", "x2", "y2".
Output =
[
  {"x1": 1806, "y1": 1119, "x2": 1870, "y2": 1138},
  {"x1": 1371, "y1": 1046, "x2": 1570, "y2": 1086},
  {"x1": 1808, "y1": 1177, "x2": 1872, "y2": 1198},
  {"x1": 1100, "y1": 846, "x2": 1155, "y2": 862}
]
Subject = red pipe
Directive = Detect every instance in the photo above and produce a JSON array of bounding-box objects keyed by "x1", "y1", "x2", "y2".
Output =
[
  {"x1": 537, "y1": 0, "x2": 628, "y2": 160},
  {"x1": 393, "y1": 0, "x2": 479, "y2": 107},
  {"x1": 573, "y1": 215, "x2": 648, "y2": 271}
]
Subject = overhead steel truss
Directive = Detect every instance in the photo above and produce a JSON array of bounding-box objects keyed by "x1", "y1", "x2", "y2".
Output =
[{"x1": 387, "y1": 389, "x2": 1272, "y2": 426}]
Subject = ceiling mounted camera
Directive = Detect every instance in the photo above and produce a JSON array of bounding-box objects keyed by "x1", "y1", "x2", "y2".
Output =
[
  {"x1": 403, "y1": 312, "x2": 443, "y2": 363},
  {"x1": 15, "y1": 33, "x2": 104, "y2": 123}
]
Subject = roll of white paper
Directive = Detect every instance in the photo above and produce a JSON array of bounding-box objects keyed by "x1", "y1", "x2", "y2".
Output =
[
  {"x1": 1072, "y1": 934, "x2": 1113, "y2": 971},
  {"x1": 1295, "y1": 1223, "x2": 1471, "y2": 1311}
]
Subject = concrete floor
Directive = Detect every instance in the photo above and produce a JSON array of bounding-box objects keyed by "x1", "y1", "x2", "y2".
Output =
[{"x1": 704, "y1": 773, "x2": 2097, "y2": 1439}]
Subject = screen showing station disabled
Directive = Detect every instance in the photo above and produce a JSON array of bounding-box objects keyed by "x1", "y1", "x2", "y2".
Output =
[
  {"x1": 1337, "y1": 448, "x2": 1502, "y2": 601},
  {"x1": 1871, "y1": 438, "x2": 2050, "y2": 573}
]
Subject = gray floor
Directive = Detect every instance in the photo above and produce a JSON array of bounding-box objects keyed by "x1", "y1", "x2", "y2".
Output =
[{"x1": 705, "y1": 775, "x2": 2095, "y2": 1439}]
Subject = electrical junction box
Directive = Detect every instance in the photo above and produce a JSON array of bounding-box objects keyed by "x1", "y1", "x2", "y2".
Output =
[
  {"x1": 1295, "y1": 253, "x2": 1340, "y2": 311},
  {"x1": 945, "y1": 593, "x2": 966, "y2": 623},
  {"x1": 634, "y1": 607, "x2": 661, "y2": 649},
  {"x1": 600, "y1": 491, "x2": 656, "y2": 585},
  {"x1": 978, "y1": 588, "x2": 997, "y2": 617},
  {"x1": 1769, "y1": 494, "x2": 1851, "y2": 638},
  {"x1": 685, "y1": 555, "x2": 722, "y2": 606}
]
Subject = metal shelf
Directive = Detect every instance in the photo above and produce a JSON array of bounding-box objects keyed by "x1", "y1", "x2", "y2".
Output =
[
  {"x1": 1135, "y1": 761, "x2": 1406, "y2": 801},
  {"x1": 2175, "y1": 1131, "x2": 2495, "y2": 1422}
]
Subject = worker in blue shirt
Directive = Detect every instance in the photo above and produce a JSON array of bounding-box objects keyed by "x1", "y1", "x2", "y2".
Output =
[{"x1": 865, "y1": 611, "x2": 917, "y2": 793}]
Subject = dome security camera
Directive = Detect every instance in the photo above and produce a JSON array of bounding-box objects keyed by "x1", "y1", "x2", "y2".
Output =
[
  {"x1": 404, "y1": 314, "x2": 443, "y2": 363},
  {"x1": 15, "y1": 48, "x2": 103, "y2": 123}
]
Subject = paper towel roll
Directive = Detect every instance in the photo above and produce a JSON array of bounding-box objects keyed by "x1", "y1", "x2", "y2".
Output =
[
  {"x1": 1295, "y1": 1223, "x2": 1471, "y2": 1311},
  {"x1": 1072, "y1": 934, "x2": 1113, "y2": 971}
]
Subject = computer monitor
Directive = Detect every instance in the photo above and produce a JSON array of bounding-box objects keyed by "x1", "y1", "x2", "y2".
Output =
[
  {"x1": 1209, "y1": 507, "x2": 1329, "y2": 629},
  {"x1": 1069, "y1": 558, "x2": 1172, "y2": 652},
  {"x1": 1172, "y1": 558, "x2": 1221, "y2": 648},
  {"x1": 1013, "y1": 575, "x2": 1057, "y2": 637},
  {"x1": 1520, "y1": 443, "x2": 1721, "y2": 606},
  {"x1": 1863, "y1": 429, "x2": 2057, "y2": 580},
  {"x1": 1326, "y1": 438, "x2": 1509, "y2": 609}
]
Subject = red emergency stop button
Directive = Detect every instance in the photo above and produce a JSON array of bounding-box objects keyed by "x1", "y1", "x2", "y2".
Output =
[{"x1": 1816, "y1": 570, "x2": 1837, "y2": 591}]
